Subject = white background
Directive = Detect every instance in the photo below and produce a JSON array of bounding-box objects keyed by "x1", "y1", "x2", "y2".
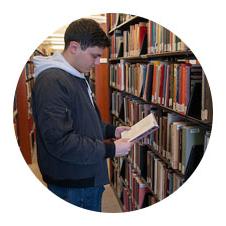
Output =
[{"x1": 0, "y1": 0, "x2": 225, "y2": 225}]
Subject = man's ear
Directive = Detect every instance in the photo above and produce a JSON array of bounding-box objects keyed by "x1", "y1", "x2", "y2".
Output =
[{"x1": 68, "y1": 41, "x2": 81, "y2": 54}]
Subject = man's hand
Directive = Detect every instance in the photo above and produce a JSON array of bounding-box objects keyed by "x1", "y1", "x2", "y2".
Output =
[
  {"x1": 115, "y1": 126, "x2": 131, "y2": 139},
  {"x1": 114, "y1": 138, "x2": 134, "y2": 157}
]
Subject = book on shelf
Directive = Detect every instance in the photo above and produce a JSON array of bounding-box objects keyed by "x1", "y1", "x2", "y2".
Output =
[
  {"x1": 187, "y1": 65, "x2": 203, "y2": 119},
  {"x1": 146, "y1": 151, "x2": 155, "y2": 190},
  {"x1": 121, "y1": 113, "x2": 159, "y2": 142},
  {"x1": 130, "y1": 144, "x2": 148, "y2": 179},
  {"x1": 127, "y1": 22, "x2": 147, "y2": 57},
  {"x1": 187, "y1": 82, "x2": 202, "y2": 119},
  {"x1": 184, "y1": 144, "x2": 204, "y2": 181},
  {"x1": 170, "y1": 121, "x2": 189, "y2": 170},
  {"x1": 143, "y1": 63, "x2": 154, "y2": 101},
  {"x1": 181, "y1": 125, "x2": 205, "y2": 174},
  {"x1": 158, "y1": 115, "x2": 168, "y2": 157},
  {"x1": 166, "y1": 113, "x2": 182, "y2": 160},
  {"x1": 110, "y1": 30, "x2": 123, "y2": 58},
  {"x1": 142, "y1": 192, "x2": 157, "y2": 208}
]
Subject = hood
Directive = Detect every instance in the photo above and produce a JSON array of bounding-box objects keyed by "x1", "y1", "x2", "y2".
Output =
[
  {"x1": 33, "y1": 52, "x2": 86, "y2": 79},
  {"x1": 32, "y1": 52, "x2": 94, "y2": 106}
]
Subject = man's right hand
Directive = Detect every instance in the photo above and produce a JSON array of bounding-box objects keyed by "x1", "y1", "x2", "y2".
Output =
[{"x1": 114, "y1": 138, "x2": 134, "y2": 157}]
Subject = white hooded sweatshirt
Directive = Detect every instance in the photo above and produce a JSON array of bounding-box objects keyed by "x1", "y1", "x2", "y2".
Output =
[{"x1": 32, "y1": 52, "x2": 94, "y2": 106}]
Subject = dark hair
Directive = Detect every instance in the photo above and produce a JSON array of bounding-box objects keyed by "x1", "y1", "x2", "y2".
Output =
[{"x1": 64, "y1": 18, "x2": 110, "y2": 50}]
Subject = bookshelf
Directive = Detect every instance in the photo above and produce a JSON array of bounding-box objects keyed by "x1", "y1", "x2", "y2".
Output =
[
  {"x1": 14, "y1": 50, "x2": 45, "y2": 164},
  {"x1": 107, "y1": 13, "x2": 212, "y2": 211}
]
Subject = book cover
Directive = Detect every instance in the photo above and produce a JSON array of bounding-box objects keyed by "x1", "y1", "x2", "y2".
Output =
[{"x1": 181, "y1": 126, "x2": 205, "y2": 174}]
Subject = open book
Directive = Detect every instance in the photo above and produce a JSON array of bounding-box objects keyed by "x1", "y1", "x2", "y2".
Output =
[{"x1": 121, "y1": 113, "x2": 159, "y2": 142}]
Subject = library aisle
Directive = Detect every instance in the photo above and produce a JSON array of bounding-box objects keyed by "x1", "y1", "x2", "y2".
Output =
[{"x1": 29, "y1": 151, "x2": 122, "y2": 212}]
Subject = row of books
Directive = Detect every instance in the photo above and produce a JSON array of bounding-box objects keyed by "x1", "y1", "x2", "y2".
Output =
[
  {"x1": 112, "y1": 114, "x2": 210, "y2": 204},
  {"x1": 111, "y1": 97, "x2": 210, "y2": 174},
  {"x1": 110, "y1": 145, "x2": 183, "y2": 209},
  {"x1": 110, "y1": 156, "x2": 155, "y2": 211},
  {"x1": 151, "y1": 112, "x2": 207, "y2": 174},
  {"x1": 147, "y1": 20, "x2": 188, "y2": 54},
  {"x1": 110, "y1": 20, "x2": 188, "y2": 58},
  {"x1": 111, "y1": 91, "x2": 156, "y2": 125},
  {"x1": 146, "y1": 151, "x2": 183, "y2": 200},
  {"x1": 111, "y1": 111, "x2": 210, "y2": 211},
  {"x1": 127, "y1": 143, "x2": 190, "y2": 199},
  {"x1": 108, "y1": 13, "x2": 135, "y2": 31},
  {"x1": 110, "y1": 61, "x2": 212, "y2": 122},
  {"x1": 122, "y1": 186, "x2": 157, "y2": 211}
]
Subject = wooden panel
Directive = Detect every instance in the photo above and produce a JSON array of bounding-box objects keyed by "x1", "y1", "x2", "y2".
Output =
[
  {"x1": 95, "y1": 22, "x2": 112, "y2": 124},
  {"x1": 15, "y1": 69, "x2": 32, "y2": 164},
  {"x1": 95, "y1": 63, "x2": 111, "y2": 123}
]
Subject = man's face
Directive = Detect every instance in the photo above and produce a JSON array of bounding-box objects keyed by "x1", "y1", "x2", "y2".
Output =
[{"x1": 74, "y1": 46, "x2": 104, "y2": 73}]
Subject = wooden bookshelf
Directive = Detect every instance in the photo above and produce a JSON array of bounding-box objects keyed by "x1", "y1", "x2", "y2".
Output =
[
  {"x1": 95, "y1": 62, "x2": 111, "y2": 123},
  {"x1": 14, "y1": 51, "x2": 44, "y2": 164},
  {"x1": 15, "y1": 66, "x2": 33, "y2": 164}
]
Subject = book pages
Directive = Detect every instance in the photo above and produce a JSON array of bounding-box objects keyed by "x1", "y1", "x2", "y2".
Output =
[{"x1": 121, "y1": 113, "x2": 159, "y2": 142}]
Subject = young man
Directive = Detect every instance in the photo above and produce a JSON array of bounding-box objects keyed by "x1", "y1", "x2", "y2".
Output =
[{"x1": 32, "y1": 18, "x2": 133, "y2": 212}]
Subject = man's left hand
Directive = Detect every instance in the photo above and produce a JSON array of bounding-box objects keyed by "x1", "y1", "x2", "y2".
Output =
[{"x1": 115, "y1": 126, "x2": 131, "y2": 139}]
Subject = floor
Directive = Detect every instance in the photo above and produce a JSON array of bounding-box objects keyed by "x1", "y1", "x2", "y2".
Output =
[{"x1": 29, "y1": 151, "x2": 122, "y2": 213}]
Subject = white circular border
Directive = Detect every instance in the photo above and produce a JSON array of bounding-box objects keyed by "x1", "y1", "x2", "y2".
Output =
[{"x1": 0, "y1": 0, "x2": 225, "y2": 225}]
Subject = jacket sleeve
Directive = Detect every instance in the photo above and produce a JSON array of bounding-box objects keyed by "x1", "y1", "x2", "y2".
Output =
[
  {"x1": 93, "y1": 100, "x2": 116, "y2": 139},
  {"x1": 101, "y1": 123, "x2": 116, "y2": 139},
  {"x1": 32, "y1": 70, "x2": 114, "y2": 165}
]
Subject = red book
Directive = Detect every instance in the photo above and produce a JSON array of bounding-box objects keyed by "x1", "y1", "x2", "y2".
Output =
[
  {"x1": 158, "y1": 63, "x2": 165, "y2": 104},
  {"x1": 138, "y1": 22, "x2": 147, "y2": 54}
]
